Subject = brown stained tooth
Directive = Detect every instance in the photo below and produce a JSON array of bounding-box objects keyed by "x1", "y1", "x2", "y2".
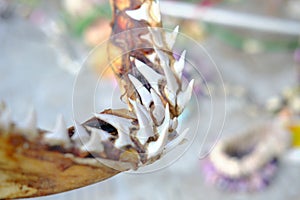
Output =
[
  {"x1": 94, "y1": 113, "x2": 134, "y2": 148},
  {"x1": 16, "y1": 108, "x2": 38, "y2": 139},
  {"x1": 125, "y1": 0, "x2": 161, "y2": 24},
  {"x1": 165, "y1": 25, "x2": 179, "y2": 50},
  {"x1": 43, "y1": 114, "x2": 71, "y2": 148},
  {"x1": 129, "y1": 99, "x2": 154, "y2": 145},
  {"x1": 173, "y1": 50, "x2": 186, "y2": 79},
  {"x1": 80, "y1": 128, "x2": 105, "y2": 153},
  {"x1": 147, "y1": 104, "x2": 170, "y2": 159},
  {"x1": 146, "y1": 52, "x2": 157, "y2": 64},
  {"x1": 149, "y1": 0, "x2": 161, "y2": 23},
  {"x1": 129, "y1": 74, "x2": 153, "y2": 108}
]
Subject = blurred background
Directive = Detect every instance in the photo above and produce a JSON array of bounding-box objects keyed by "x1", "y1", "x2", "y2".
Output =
[{"x1": 0, "y1": 0, "x2": 299, "y2": 199}]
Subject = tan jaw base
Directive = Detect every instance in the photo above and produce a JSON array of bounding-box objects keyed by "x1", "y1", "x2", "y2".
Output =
[{"x1": 0, "y1": 133, "x2": 119, "y2": 199}]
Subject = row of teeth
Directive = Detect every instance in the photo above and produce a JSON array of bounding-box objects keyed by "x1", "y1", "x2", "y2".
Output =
[
  {"x1": 0, "y1": 1, "x2": 193, "y2": 167},
  {"x1": 0, "y1": 98, "x2": 188, "y2": 162},
  {"x1": 125, "y1": 1, "x2": 194, "y2": 115},
  {"x1": 0, "y1": 47, "x2": 191, "y2": 165}
]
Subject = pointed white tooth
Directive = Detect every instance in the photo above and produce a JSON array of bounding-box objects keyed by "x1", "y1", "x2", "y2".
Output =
[
  {"x1": 157, "y1": 104, "x2": 170, "y2": 135},
  {"x1": 154, "y1": 47, "x2": 179, "y2": 94},
  {"x1": 44, "y1": 114, "x2": 71, "y2": 148},
  {"x1": 150, "y1": 89, "x2": 165, "y2": 124},
  {"x1": 165, "y1": 25, "x2": 179, "y2": 50},
  {"x1": 18, "y1": 108, "x2": 38, "y2": 139},
  {"x1": 154, "y1": 47, "x2": 169, "y2": 66},
  {"x1": 0, "y1": 107, "x2": 11, "y2": 131},
  {"x1": 126, "y1": 2, "x2": 150, "y2": 22},
  {"x1": 129, "y1": 99, "x2": 152, "y2": 124},
  {"x1": 126, "y1": 1, "x2": 161, "y2": 23},
  {"x1": 164, "y1": 128, "x2": 189, "y2": 153},
  {"x1": 115, "y1": 129, "x2": 135, "y2": 148},
  {"x1": 94, "y1": 113, "x2": 134, "y2": 148},
  {"x1": 164, "y1": 87, "x2": 177, "y2": 107},
  {"x1": 135, "y1": 59, "x2": 164, "y2": 93},
  {"x1": 129, "y1": 99, "x2": 154, "y2": 145},
  {"x1": 174, "y1": 50, "x2": 186, "y2": 78},
  {"x1": 147, "y1": 104, "x2": 170, "y2": 158},
  {"x1": 148, "y1": 28, "x2": 164, "y2": 48},
  {"x1": 80, "y1": 129, "x2": 105, "y2": 153},
  {"x1": 177, "y1": 79, "x2": 194, "y2": 112},
  {"x1": 71, "y1": 121, "x2": 90, "y2": 146},
  {"x1": 162, "y1": 64, "x2": 179, "y2": 95},
  {"x1": 129, "y1": 74, "x2": 153, "y2": 108}
]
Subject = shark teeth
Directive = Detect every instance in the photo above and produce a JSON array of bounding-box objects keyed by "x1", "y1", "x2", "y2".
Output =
[
  {"x1": 44, "y1": 114, "x2": 71, "y2": 148},
  {"x1": 126, "y1": 3, "x2": 150, "y2": 22},
  {"x1": 148, "y1": 28, "x2": 164, "y2": 48},
  {"x1": 135, "y1": 59, "x2": 164, "y2": 93},
  {"x1": 94, "y1": 113, "x2": 134, "y2": 148},
  {"x1": 177, "y1": 79, "x2": 194, "y2": 112},
  {"x1": 154, "y1": 47, "x2": 169, "y2": 66},
  {"x1": 150, "y1": 89, "x2": 165, "y2": 125},
  {"x1": 115, "y1": 129, "x2": 134, "y2": 149},
  {"x1": 125, "y1": 1, "x2": 161, "y2": 23},
  {"x1": 174, "y1": 50, "x2": 186, "y2": 79},
  {"x1": 130, "y1": 99, "x2": 154, "y2": 145},
  {"x1": 164, "y1": 87, "x2": 177, "y2": 107},
  {"x1": 157, "y1": 103, "x2": 171, "y2": 134},
  {"x1": 129, "y1": 74, "x2": 153, "y2": 108},
  {"x1": 146, "y1": 52, "x2": 157, "y2": 64},
  {"x1": 71, "y1": 121, "x2": 90, "y2": 146},
  {"x1": 154, "y1": 47, "x2": 179, "y2": 95},
  {"x1": 164, "y1": 128, "x2": 189, "y2": 153},
  {"x1": 17, "y1": 108, "x2": 38, "y2": 139},
  {"x1": 147, "y1": 104, "x2": 170, "y2": 159},
  {"x1": 80, "y1": 128, "x2": 106, "y2": 153},
  {"x1": 162, "y1": 62, "x2": 179, "y2": 95},
  {"x1": 165, "y1": 25, "x2": 179, "y2": 50}
]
